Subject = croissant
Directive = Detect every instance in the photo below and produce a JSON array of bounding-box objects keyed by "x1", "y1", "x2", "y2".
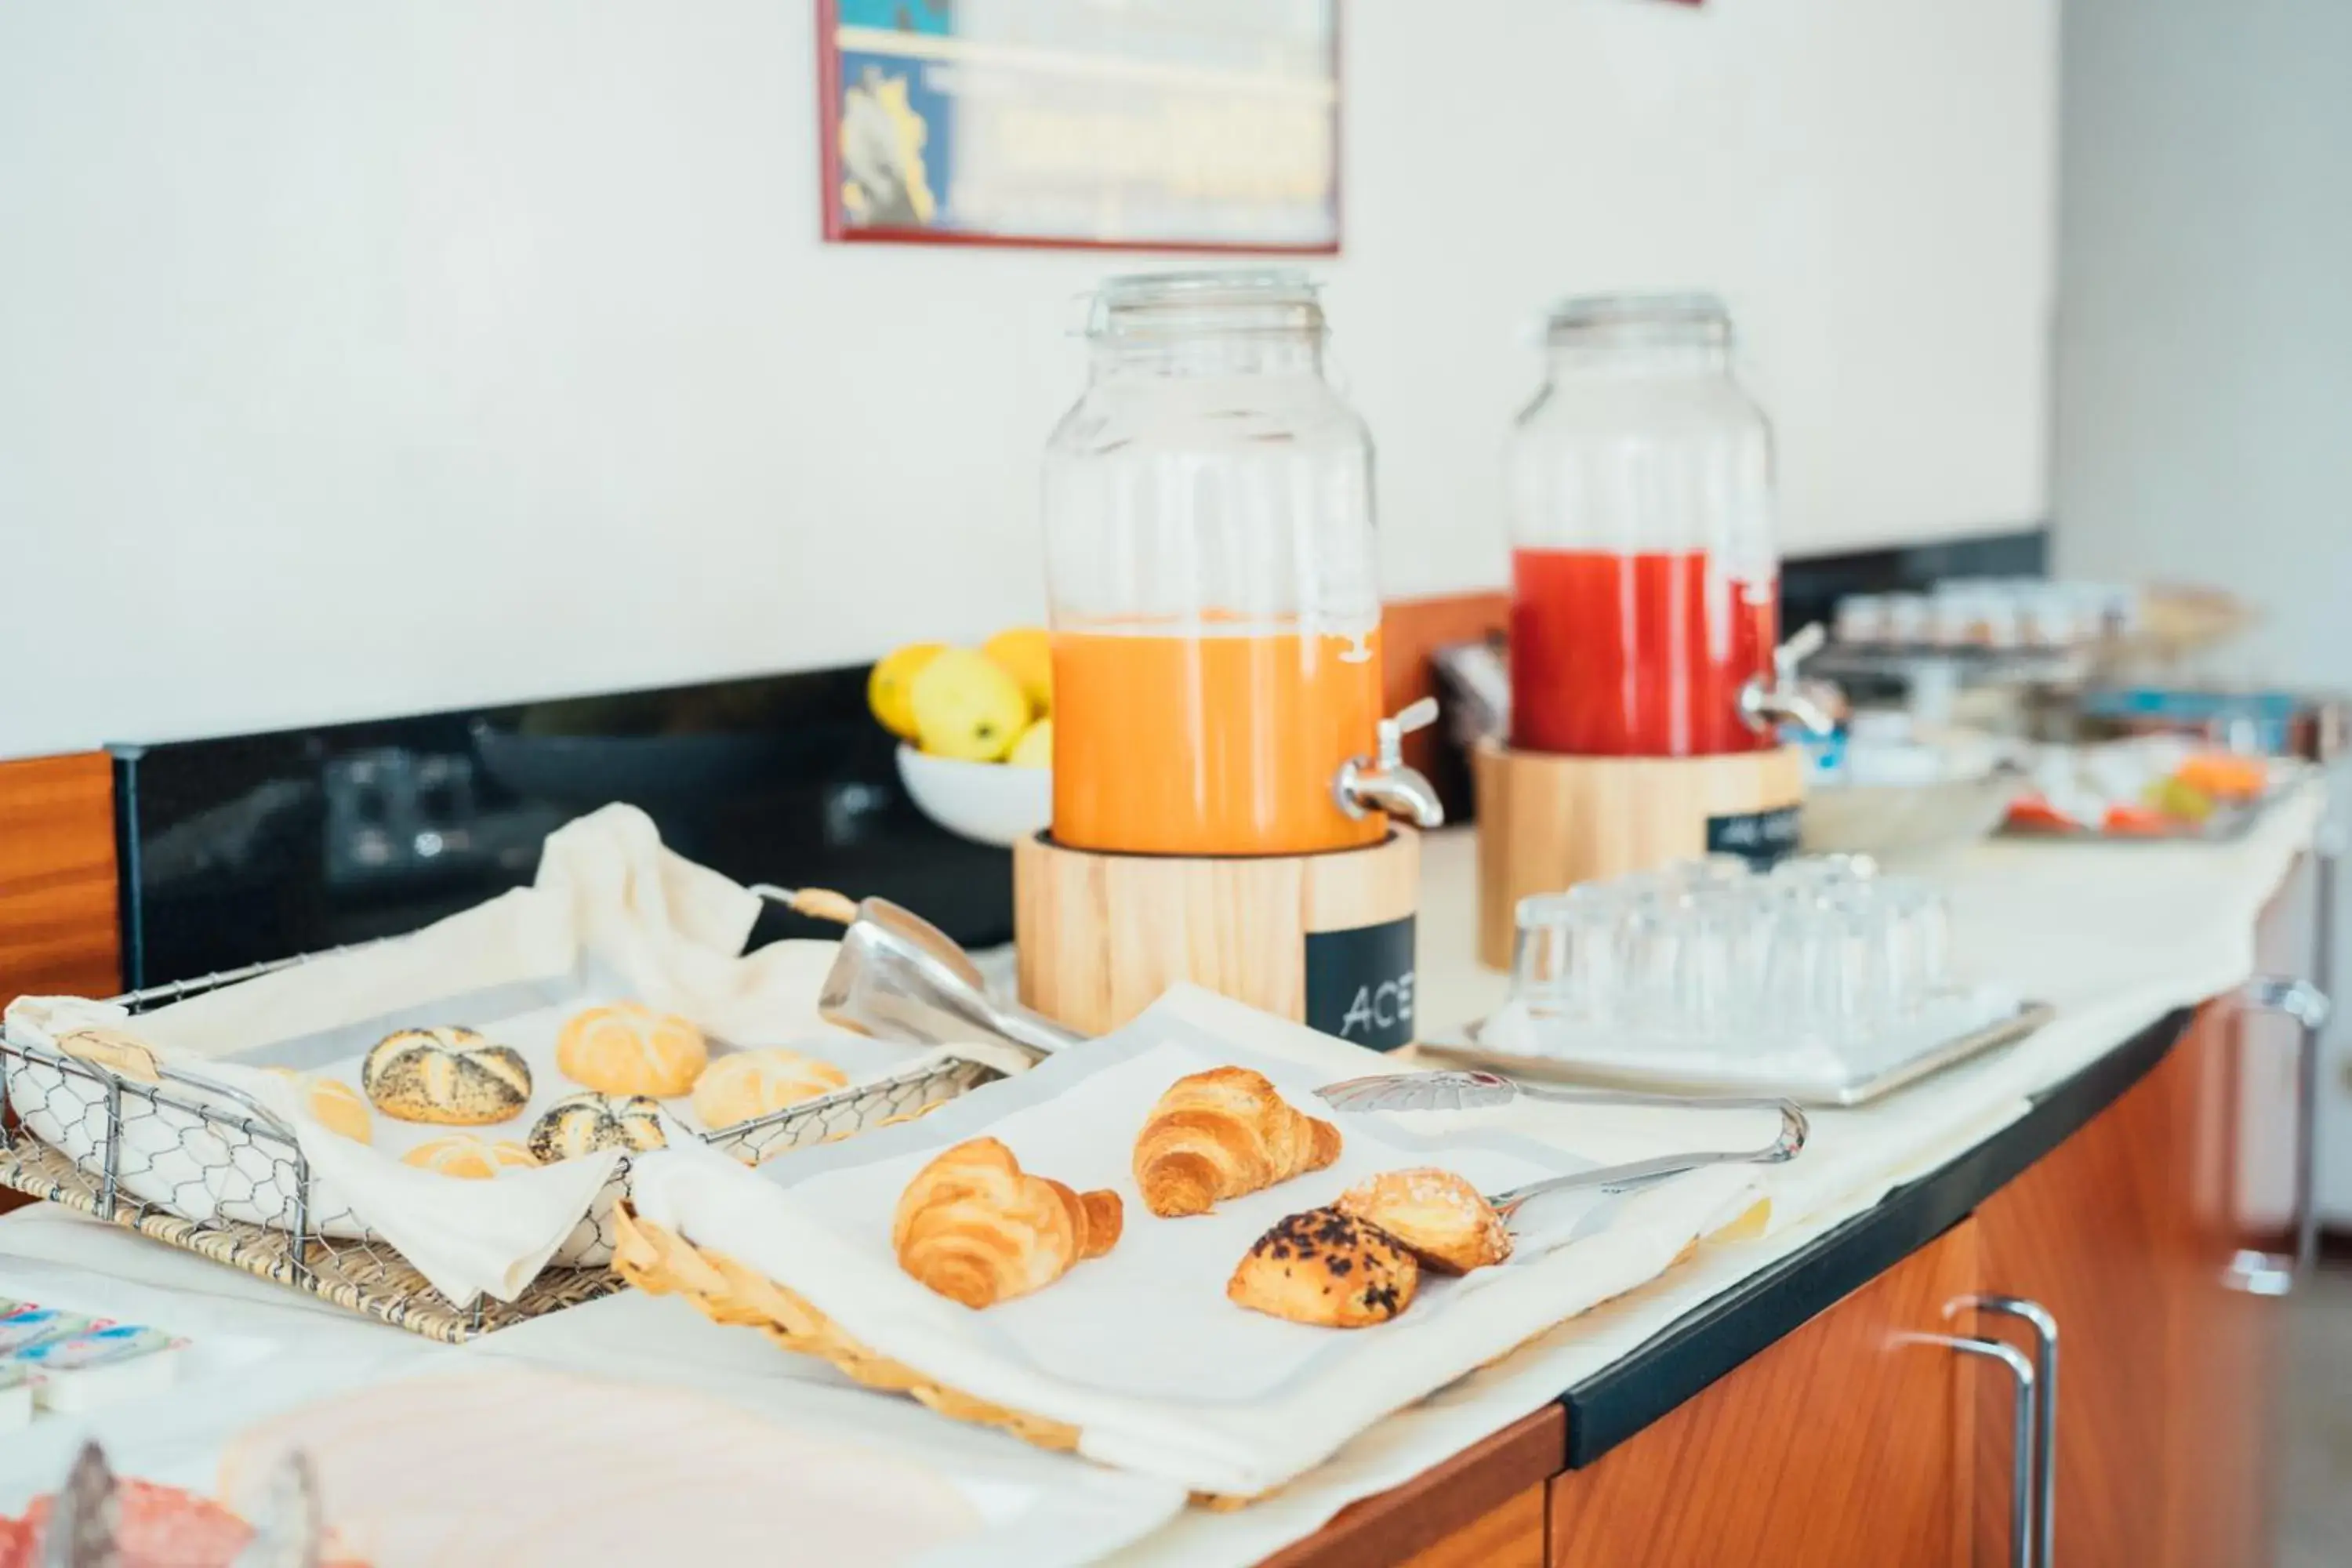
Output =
[
  {"x1": 1131, "y1": 1067, "x2": 1342, "y2": 1218},
  {"x1": 891, "y1": 1138, "x2": 1122, "y2": 1308}
]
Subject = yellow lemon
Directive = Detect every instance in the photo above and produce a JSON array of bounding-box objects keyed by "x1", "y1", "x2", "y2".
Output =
[
  {"x1": 1007, "y1": 717, "x2": 1052, "y2": 769},
  {"x1": 980, "y1": 627, "x2": 1053, "y2": 717},
  {"x1": 910, "y1": 648, "x2": 1029, "y2": 761},
  {"x1": 868, "y1": 643, "x2": 945, "y2": 739}
]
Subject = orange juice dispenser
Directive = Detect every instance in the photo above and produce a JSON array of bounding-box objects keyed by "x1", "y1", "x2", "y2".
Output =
[
  {"x1": 1474, "y1": 293, "x2": 1828, "y2": 967},
  {"x1": 1012, "y1": 270, "x2": 1443, "y2": 1047}
]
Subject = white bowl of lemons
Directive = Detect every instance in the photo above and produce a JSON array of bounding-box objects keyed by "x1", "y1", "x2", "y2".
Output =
[{"x1": 872, "y1": 629, "x2": 1054, "y2": 849}]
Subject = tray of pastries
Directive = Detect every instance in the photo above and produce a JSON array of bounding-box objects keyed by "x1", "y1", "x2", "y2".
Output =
[{"x1": 619, "y1": 986, "x2": 1784, "y2": 1500}]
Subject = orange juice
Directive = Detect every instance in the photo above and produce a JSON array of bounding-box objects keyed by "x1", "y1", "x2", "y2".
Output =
[{"x1": 1052, "y1": 622, "x2": 1387, "y2": 856}]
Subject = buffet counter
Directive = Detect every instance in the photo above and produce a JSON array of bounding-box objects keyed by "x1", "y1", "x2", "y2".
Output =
[{"x1": 0, "y1": 794, "x2": 2327, "y2": 1567}]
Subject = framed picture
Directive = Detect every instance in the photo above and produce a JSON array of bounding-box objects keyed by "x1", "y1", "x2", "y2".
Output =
[{"x1": 818, "y1": 0, "x2": 1341, "y2": 253}]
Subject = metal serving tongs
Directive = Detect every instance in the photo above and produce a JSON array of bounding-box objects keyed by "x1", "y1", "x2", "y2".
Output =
[
  {"x1": 1314, "y1": 1069, "x2": 1809, "y2": 1221},
  {"x1": 754, "y1": 885, "x2": 1080, "y2": 1062}
]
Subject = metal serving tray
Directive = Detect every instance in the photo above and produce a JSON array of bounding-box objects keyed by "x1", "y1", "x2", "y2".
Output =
[
  {"x1": 1998, "y1": 761, "x2": 2313, "y2": 845},
  {"x1": 1416, "y1": 1000, "x2": 2056, "y2": 1109}
]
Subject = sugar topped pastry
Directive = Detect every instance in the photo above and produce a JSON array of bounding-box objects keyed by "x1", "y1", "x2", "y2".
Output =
[
  {"x1": 1227, "y1": 1207, "x2": 1420, "y2": 1328},
  {"x1": 1335, "y1": 1167, "x2": 1512, "y2": 1275}
]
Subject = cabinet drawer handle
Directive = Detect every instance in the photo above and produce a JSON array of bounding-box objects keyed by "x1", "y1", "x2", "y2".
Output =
[
  {"x1": 1955, "y1": 1295, "x2": 2058, "y2": 1568},
  {"x1": 1904, "y1": 1333, "x2": 2036, "y2": 1568},
  {"x1": 2220, "y1": 1248, "x2": 2295, "y2": 1297},
  {"x1": 2241, "y1": 975, "x2": 2329, "y2": 1029},
  {"x1": 2242, "y1": 972, "x2": 2331, "y2": 1273}
]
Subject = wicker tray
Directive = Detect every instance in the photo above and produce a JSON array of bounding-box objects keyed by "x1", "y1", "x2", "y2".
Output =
[
  {"x1": 0, "y1": 1137, "x2": 621, "y2": 1343},
  {"x1": 612, "y1": 1203, "x2": 1083, "y2": 1447},
  {"x1": 0, "y1": 949, "x2": 1007, "y2": 1341},
  {"x1": 611, "y1": 1192, "x2": 1769, "y2": 1505}
]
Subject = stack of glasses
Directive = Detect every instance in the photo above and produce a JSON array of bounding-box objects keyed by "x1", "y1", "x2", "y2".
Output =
[{"x1": 1497, "y1": 855, "x2": 2014, "y2": 1070}]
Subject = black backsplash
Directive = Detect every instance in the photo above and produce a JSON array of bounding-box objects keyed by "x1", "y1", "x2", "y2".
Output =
[
  {"x1": 114, "y1": 667, "x2": 1014, "y2": 990},
  {"x1": 114, "y1": 527, "x2": 2042, "y2": 989}
]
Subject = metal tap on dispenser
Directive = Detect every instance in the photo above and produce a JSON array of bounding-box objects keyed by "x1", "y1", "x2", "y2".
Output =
[{"x1": 1334, "y1": 699, "x2": 1446, "y2": 827}]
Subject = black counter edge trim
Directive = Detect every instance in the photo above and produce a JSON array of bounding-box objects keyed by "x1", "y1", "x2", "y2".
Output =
[{"x1": 1559, "y1": 1005, "x2": 2197, "y2": 1468}]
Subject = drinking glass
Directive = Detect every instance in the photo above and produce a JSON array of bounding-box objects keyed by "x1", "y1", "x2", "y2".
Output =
[
  {"x1": 1756, "y1": 892, "x2": 1846, "y2": 1046},
  {"x1": 1617, "y1": 897, "x2": 1689, "y2": 1030},
  {"x1": 1874, "y1": 876, "x2": 1951, "y2": 1010},
  {"x1": 1668, "y1": 888, "x2": 1755, "y2": 1040},
  {"x1": 1511, "y1": 886, "x2": 1628, "y2": 1022}
]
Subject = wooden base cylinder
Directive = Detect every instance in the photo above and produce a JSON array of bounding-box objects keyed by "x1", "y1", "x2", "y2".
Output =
[
  {"x1": 1474, "y1": 740, "x2": 1806, "y2": 969},
  {"x1": 1014, "y1": 829, "x2": 1421, "y2": 1048}
]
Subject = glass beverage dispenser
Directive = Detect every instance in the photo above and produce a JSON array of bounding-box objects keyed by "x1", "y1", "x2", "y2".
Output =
[
  {"x1": 1043, "y1": 270, "x2": 1440, "y2": 857},
  {"x1": 1506, "y1": 293, "x2": 1806, "y2": 757},
  {"x1": 1474, "y1": 292, "x2": 1823, "y2": 969}
]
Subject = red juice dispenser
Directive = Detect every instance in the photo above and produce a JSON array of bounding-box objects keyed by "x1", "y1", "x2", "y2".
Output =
[{"x1": 1475, "y1": 292, "x2": 1827, "y2": 967}]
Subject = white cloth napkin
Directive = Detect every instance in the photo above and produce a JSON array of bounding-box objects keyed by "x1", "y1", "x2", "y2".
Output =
[{"x1": 630, "y1": 985, "x2": 1766, "y2": 1498}]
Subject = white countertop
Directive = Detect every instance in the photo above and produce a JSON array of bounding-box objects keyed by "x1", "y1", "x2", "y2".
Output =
[{"x1": 0, "y1": 795, "x2": 2326, "y2": 1565}]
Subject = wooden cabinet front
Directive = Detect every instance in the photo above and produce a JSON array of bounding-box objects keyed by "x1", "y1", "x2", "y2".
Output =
[
  {"x1": 1970, "y1": 993, "x2": 2296, "y2": 1567},
  {"x1": 1971, "y1": 1018, "x2": 2183, "y2": 1566},
  {"x1": 1549, "y1": 1219, "x2": 1984, "y2": 1568},
  {"x1": 2163, "y1": 991, "x2": 2291, "y2": 1568}
]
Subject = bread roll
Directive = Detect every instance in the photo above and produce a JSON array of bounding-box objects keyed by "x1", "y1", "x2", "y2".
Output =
[
  {"x1": 361, "y1": 1027, "x2": 532, "y2": 1126},
  {"x1": 403, "y1": 1134, "x2": 539, "y2": 1179},
  {"x1": 555, "y1": 1003, "x2": 708, "y2": 1098},
  {"x1": 527, "y1": 1092, "x2": 667, "y2": 1164},
  {"x1": 1131, "y1": 1066, "x2": 1342, "y2": 1218},
  {"x1": 1227, "y1": 1207, "x2": 1419, "y2": 1327},
  {"x1": 891, "y1": 1137, "x2": 1121, "y2": 1308},
  {"x1": 691, "y1": 1048, "x2": 848, "y2": 1131},
  {"x1": 268, "y1": 1069, "x2": 374, "y2": 1145},
  {"x1": 1334, "y1": 1168, "x2": 1512, "y2": 1275}
]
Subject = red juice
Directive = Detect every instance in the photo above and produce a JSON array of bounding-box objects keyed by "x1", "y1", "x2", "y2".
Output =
[{"x1": 1510, "y1": 548, "x2": 1778, "y2": 757}]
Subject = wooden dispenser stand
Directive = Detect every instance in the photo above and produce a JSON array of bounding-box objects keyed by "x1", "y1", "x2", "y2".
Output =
[
  {"x1": 1473, "y1": 739, "x2": 1806, "y2": 969},
  {"x1": 1014, "y1": 829, "x2": 1421, "y2": 1044}
]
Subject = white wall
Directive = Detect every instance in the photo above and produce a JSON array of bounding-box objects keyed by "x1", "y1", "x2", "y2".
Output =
[
  {"x1": 2054, "y1": 0, "x2": 2352, "y2": 670},
  {"x1": 2053, "y1": 0, "x2": 2352, "y2": 1219},
  {"x1": 0, "y1": 0, "x2": 2057, "y2": 760}
]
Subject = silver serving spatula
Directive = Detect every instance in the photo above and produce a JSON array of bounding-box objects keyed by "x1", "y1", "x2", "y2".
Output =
[
  {"x1": 1316, "y1": 1069, "x2": 1808, "y2": 1221},
  {"x1": 757, "y1": 886, "x2": 1080, "y2": 1061}
]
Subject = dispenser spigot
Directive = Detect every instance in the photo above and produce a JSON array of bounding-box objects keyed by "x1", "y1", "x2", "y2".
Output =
[
  {"x1": 1738, "y1": 622, "x2": 1838, "y2": 739},
  {"x1": 1335, "y1": 698, "x2": 1447, "y2": 828}
]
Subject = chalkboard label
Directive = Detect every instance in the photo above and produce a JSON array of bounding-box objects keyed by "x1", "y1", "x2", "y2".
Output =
[
  {"x1": 1705, "y1": 804, "x2": 1802, "y2": 868},
  {"x1": 1304, "y1": 914, "x2": 1417, "y2": 1051}
]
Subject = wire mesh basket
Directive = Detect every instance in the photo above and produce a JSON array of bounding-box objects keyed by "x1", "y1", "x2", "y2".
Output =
[{"x1": 0, "y1": 949, "x2": 1006, "y2": 1342}]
